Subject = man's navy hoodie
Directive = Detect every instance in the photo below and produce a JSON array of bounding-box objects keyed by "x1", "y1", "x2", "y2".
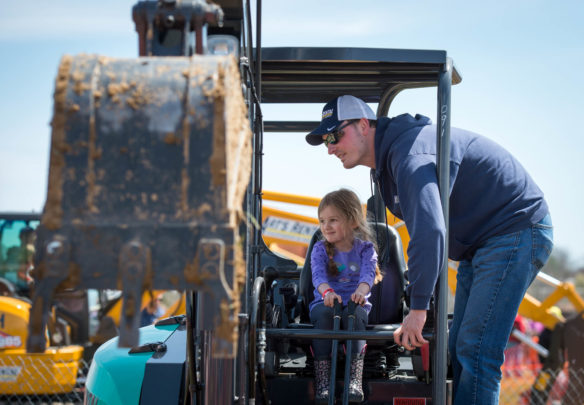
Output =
[{"x1": 373, "y1": 114, "x2": 548, "y2": 310}]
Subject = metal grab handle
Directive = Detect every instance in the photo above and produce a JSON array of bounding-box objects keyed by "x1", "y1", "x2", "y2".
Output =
[
  {"x1": 342, "y1": 301, "x2": 357, "y2": 405},
  {"x1": 329, "y1": 299, "x2": 342, "y2": 405}
]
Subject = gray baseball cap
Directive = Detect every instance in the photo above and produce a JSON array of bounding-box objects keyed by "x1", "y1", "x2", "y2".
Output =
[{"x1": 305, "y1": 95, "x2": 376, "y2": 146}]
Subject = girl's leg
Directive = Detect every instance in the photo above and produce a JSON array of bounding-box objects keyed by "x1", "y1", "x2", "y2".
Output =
[
  {"x1": 342, "y1": 305, "x2": 368, "y2": 402},
  {"x1": 310, "y1": 303, "x2": 334, "y2": 359},
  {"x1": 341, "y1": 305, "x2": 368, "y2": 355},
  {"x1": 310, "y1": 303, "x2": 334, "y2": 403}
]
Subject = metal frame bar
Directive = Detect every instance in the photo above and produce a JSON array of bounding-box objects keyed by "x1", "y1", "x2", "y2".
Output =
[
  {"x1": 433, "y1": 57, "x2": 453, "y2": 405},
  {"x1": 265, "y1": 328, "x2": 433, "y2": 341}
]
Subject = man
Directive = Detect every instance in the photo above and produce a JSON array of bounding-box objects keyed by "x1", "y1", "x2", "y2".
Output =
[{"x1": 305, "y1": 95, "x2": 553, "y2": 404}]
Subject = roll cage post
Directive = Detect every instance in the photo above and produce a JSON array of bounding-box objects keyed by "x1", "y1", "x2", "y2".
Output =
[{"x1": 434, "y1": 57, "x2": 453, "y2": 405}]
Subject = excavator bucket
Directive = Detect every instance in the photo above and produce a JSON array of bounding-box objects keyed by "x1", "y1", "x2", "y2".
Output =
[{"x1": 27, "y1": 54, "x2": 252, "y2": 356}]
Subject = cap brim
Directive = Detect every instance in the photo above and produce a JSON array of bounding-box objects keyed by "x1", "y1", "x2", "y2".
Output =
[
  {"x1": 305, "y1": 122, "x2": 338, "y2": 146},
  {"x1": 305, "y1": 133, "x2": 324, "y2": 146}
]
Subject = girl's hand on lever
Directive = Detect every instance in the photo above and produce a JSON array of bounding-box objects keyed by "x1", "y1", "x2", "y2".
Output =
[
  {"x1": 321, "y1": 286, "x2": 342, "y2": 307},
  {"x1": 351, "y1": 282, "x2": 370, "y2": 306}
]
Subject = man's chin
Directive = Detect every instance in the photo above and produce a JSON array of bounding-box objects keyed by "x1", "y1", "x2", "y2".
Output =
[{"x1": 342, "y1": 160, "x2": 357, "y2": 169}]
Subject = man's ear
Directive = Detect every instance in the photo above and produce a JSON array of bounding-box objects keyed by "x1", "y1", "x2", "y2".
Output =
[{"x1": 358, "y1": 117, "x2": 369, "y2": 136}]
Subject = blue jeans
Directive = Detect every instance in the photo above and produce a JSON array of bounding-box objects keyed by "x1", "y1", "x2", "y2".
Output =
[
  {"x1": 449, "y1": 214, "x2": 553, "y2": 405},
  {"x1": 310, "y1": 303, "x2": 368, "y2": 359}
]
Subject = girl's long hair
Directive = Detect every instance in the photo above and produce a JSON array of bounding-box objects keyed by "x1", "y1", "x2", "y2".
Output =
[{"x1": 318, "y1": 188, "x2": 383, "y2": 284}]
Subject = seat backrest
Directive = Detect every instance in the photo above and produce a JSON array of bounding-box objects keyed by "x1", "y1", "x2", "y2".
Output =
[
  {"x1": 367, "y1": 223, "x2": 406, "y2": 324},
  {"x1": 298, "y1": 222, "x2": 406, "y2": 325}
]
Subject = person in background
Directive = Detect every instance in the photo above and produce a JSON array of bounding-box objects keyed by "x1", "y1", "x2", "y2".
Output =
[
  {"x1": 4, "y1": 226, "x2": 36, "y2": 295},
  {"x1": 140, "y1": 294, "x2": 165, "y2": 327}
]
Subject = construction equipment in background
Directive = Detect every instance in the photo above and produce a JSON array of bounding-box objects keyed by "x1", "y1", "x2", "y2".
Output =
[
  {"x1": 0, "y1": 296, "x2": 84, "y2": 396},
  {"x1": 0, "y1": 214, "x2": 184, "y2": 400},
  {"x1": 522, "y1": 273, "x2": 584, "y2": 404},
  {"x1": 1, "y1": 213, "x2": 83, "y2": 397}
]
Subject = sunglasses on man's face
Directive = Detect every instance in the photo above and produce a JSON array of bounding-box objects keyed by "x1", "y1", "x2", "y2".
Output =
[{"x1": 323, "y1": 120, "x2": 355, "y2": 147}]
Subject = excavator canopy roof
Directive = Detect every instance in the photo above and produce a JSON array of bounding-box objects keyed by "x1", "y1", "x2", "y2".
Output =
[{"x1": 260, "y1": 46, "x2": 461, "y2": 132}]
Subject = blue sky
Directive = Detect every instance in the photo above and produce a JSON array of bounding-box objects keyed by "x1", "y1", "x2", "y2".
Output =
[{"x1": 1, "y1": 1, "x2": 583, "y2": 266}]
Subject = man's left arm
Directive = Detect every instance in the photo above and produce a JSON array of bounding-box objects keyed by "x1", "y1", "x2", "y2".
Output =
[{"x1": 392, "y1": 155, "x2": 446, "y2": 349}]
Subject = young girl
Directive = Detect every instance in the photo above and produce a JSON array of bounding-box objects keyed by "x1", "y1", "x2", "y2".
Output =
[{"x1": 310, "y1": 188, "x2": 382, "y2": 403}]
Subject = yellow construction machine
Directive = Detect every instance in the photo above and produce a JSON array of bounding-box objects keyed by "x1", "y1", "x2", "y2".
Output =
[
  {"x1": 0, "y1": 214, "x2": 184, "y2": 399},
  {"x1": 0, "y1": 214, "x2": 83, "y2": 397}
]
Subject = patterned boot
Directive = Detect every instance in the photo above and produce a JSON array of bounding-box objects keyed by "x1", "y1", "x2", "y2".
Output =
[
  {"x1": 314, "y1": 359, "x2": 331, "y2": 404},
  {"x1": 348, "y1": 354, "x2": 365, "y2": 403}
]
